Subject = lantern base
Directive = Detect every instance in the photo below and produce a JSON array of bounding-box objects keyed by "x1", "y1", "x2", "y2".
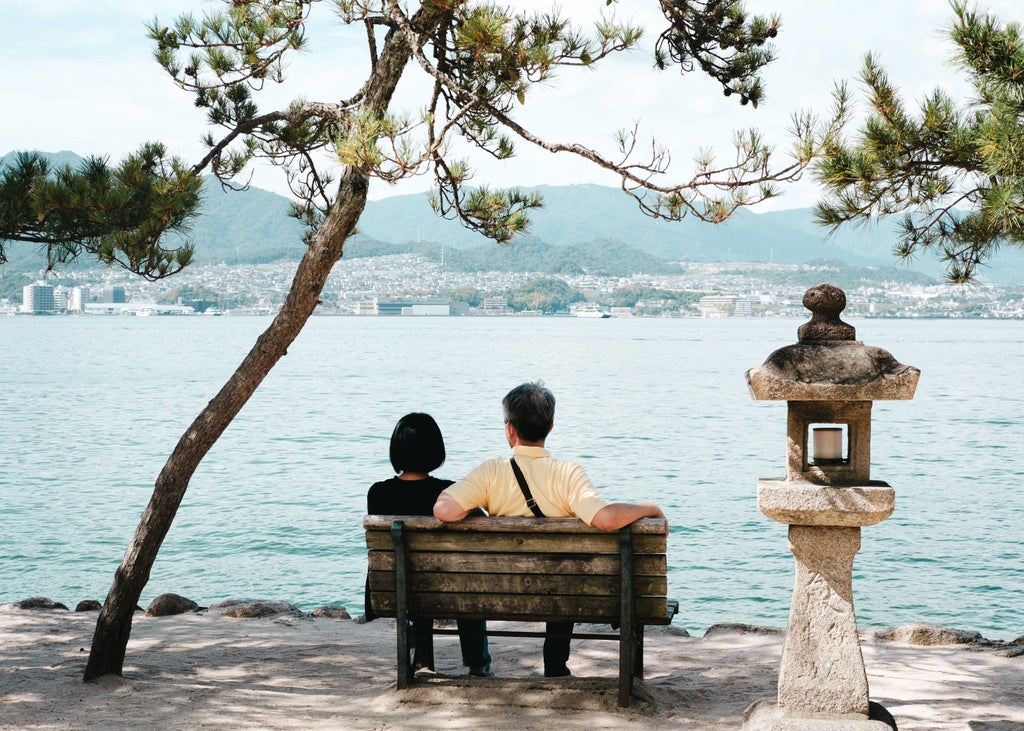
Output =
[{"x1": 743, "y1": 699, "x2": 896, "y2": 730}]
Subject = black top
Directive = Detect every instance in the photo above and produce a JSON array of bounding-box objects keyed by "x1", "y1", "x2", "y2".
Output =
[{"x1": 366, "y1": 475, "x2": 454, "y2": 516}]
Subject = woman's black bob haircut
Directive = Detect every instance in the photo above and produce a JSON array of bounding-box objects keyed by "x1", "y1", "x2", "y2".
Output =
[{"x1": 390, "y1": 412, "x2": 446, "y2": 474}]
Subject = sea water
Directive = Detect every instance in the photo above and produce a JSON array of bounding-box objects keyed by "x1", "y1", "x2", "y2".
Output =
[{"x1": 1, "y1": 315, "x2": 1022, "y2": 640}]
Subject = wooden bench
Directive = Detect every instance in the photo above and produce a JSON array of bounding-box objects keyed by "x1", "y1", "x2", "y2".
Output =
[{"x1": 363, "y1": 515, "x2": 677, "y2": 707}]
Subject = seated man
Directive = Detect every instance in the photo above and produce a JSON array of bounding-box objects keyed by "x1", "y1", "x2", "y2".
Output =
[{"x1": 434, "y1": 381, "x2": 665, "y2": 677}]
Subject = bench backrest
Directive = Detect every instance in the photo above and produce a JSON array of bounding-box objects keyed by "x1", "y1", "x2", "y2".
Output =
[{"x1": 364, "y1": 515, "x2": 671, "y2": 624}]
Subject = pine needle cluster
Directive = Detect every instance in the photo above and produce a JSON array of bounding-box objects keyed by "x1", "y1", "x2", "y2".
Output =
[{"x1": 814, "y1": 1, "x2": 1024, "y2": 283}]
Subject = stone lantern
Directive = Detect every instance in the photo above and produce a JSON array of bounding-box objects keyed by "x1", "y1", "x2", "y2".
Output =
[{"x1": 743, "y1": 284, "x2": 919, "y2": 731}]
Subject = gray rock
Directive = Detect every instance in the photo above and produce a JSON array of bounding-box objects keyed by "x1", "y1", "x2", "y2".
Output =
[
  {"x1": 662, "y1": 624, "x2": 692, "y2": 637},
  {"x1": 311, "y1": 605, "x2": 351, "y2": 620},
  {"x1": 876, "y1": 622, "x2": 983, "y2": 645},
  {"x1": 704, "y1": 623, "x2": 784, "y2": 638},
  {"x1": 75, "y1": 600, "x2": 102, "y2": 612},
  {"x1": 3, "y1": 597, "x2": 69, "y2": 611},
  {"x1": 145, "y1": 593, "x2": 201, "y2": 617},
  {"x1": 210, "y1": 599, "x2": 299, "y2": 618}
]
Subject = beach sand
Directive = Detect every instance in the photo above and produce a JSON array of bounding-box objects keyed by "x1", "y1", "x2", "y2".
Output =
[{"x1": 1, "y1": 609, "x2": 1022, "y2": 730}]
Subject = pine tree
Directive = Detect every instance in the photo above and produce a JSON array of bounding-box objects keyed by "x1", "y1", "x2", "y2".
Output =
[
  {"x1": 814, "y1": 1, "x2": 1024, "y2": 283},
  {"x1": 3, "y1": 1, "x2": 819, "y2": 680}
]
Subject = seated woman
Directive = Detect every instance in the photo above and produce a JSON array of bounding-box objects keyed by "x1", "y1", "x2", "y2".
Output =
[{"x1": 366, "y1": 412, "x2": 491, "y2": 676}]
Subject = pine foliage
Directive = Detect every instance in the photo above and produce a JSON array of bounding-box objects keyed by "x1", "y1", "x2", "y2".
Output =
[
  {"x1": 814, "y1": 1, "x2": 1024, "y2": 283},
  {"x1": 2, "y1": 1, "x2": 817, "y2": 276},
  {"x1": 137, "y1": 0, "x2": 819, "y2": 245},
  {"x1": 0, "y1": 146, "x2": 200, "y2": 280}
]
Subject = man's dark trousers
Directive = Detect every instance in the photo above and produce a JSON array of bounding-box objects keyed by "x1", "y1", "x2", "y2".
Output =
[{"x1": 543, "y1": 621, "x2": 573, "y2": 675}]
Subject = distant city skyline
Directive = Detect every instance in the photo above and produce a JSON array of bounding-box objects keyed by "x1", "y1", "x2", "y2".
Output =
[
  {"x1": 2, "y1": 1, "x2": 1016, "y2": 210},
  {"x1": 6, "y1": 256, "x2": 1022, "y2": 320}
]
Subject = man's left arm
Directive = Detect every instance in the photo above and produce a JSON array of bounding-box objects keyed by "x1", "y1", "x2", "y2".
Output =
[{"x1": 589, "y1": 502, "x2": 665, "y2": 531}]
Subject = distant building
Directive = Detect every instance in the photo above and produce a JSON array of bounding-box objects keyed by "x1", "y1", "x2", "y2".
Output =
[
  {"x1": 21, "y1": 283, "x2": 55, "y2": 314},
  {"x1": 366, "y1": 297, "x2": 452, "y2": 316},
  {"x1": 402, "y1": 303, "x2": 450, "y2": 316},
  {"x1": 733, "y1": 298, "x2": 753, "y2": 317},
  {"x1": 481, "y1": 297, "x2": 511, "y2": 315},
  {"x1": 178, "y1": 297, "x2": 219, "y2": 313},
  {"x1": 69, "y1": 286, "x2": 89, "y2": 312},
  {"x1": 52, "y1": 286, "x2": 70, "y2": 312},
  {"x1": 696, "y1": 292, "x2": 745, "y2": 315},
  {"x1": 82, "y1": 303, "x2": 132, "y2": 315},
  {"x1": 99, "y1": 285, "x2": 126, "y2": 304}
]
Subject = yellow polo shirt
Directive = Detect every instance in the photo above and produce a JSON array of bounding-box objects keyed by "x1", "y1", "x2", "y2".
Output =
[{"x1": 442, "y1": 445, "x2": 608, "y2": 525}]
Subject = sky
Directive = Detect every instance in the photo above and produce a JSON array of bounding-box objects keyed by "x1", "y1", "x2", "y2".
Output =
[{"x1": 0, "y1": 0, "x2": 1019, "y2": 211}]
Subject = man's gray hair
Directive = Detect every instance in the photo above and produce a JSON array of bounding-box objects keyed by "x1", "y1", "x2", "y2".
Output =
[{"x1": 502, "y1": 381, "x2": 555, "y2": 442}]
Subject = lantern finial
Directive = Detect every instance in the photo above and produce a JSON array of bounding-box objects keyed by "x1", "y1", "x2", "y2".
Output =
[{"x1": 798, "y1": 283, "x2": 856, "y2": 341}]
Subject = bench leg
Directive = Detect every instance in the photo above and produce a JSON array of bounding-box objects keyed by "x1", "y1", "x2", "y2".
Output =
[
  {"x1": 618, "y1": 527, "x2": 636, "y2": 707},
  {"x1": 634, "y1": 624, "x2": 645, "y2": 677},
  {"x1": 618, "y1": 624, "x2": 635, "y2": 708},
  {"x1": 397, "y1": 619, "x2": 411, "y2": 689},
  {"x1": 392, "y1": 520, "x2": 412, "y2": 689}
]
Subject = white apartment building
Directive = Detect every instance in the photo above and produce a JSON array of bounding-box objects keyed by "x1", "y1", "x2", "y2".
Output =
[
  {"x1": 21, "y1": 283, "x2": 55, "y2": 314},
  {"x1": 69, "y1": 286, "x2": 89, "y2": 312}
]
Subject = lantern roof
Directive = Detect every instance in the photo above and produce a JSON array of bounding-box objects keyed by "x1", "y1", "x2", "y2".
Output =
[{"x1": 746, "y1": 284, "x2": 920, "y2": 401}]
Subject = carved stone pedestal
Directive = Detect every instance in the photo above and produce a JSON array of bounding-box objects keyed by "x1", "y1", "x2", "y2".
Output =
[{"x1": 742, "y1": 482, "x2": 896, "y2": 731}]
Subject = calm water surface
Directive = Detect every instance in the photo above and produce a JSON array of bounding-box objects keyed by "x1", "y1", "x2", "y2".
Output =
[{"x1": 1, "y1": 315, "x2": 1021, "y2": 639}]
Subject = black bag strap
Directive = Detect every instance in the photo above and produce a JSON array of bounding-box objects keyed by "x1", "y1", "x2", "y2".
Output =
[{"x1": 510, "y1": 457, "x2": 545, "y2": 517}]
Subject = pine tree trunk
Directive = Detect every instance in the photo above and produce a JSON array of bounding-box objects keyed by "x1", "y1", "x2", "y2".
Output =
[
  {"x1": 83, "y1": 167, "x2": 369, "y2": 680},
  {"x1": 82, "y1": 3, "x2": 448, "y2": 679}
]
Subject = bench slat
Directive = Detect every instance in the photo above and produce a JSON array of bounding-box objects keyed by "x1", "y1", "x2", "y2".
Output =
[
  {"x1": 367, "y1": 591, "x2": 671, "y2": 624},
  {"x1": 367, "y1": 550, "x2": 668, "y2": 576},
  {"x1": 366, "y1": 570, "x2": 668, "y2": 597}
]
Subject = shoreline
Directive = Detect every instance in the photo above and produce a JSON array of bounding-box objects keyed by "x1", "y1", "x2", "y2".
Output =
[
  {"x1": 5, "y1": 593, "x2": 1024, "y2": 647},
  {"x1": 2, "y1": 604, "x2": 1022, "y2": 730}
]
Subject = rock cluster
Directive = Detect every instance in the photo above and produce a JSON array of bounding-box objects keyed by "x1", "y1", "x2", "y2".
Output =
[
  {"x1": 210, "y1": 599, "x2": 299, "y2": 618},
  {"x1": 1, "y1": 594, "x2": 353, "y2": 620}
]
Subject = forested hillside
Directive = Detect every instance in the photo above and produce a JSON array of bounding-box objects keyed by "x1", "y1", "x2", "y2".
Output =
[{"x1": 5, "y1": 151, "x2": 1024, "y2": 289}]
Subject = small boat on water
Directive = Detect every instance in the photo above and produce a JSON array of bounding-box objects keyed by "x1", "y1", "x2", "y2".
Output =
[{"x1": 575, "y1": 306, "x2": 610, "y2": 318}]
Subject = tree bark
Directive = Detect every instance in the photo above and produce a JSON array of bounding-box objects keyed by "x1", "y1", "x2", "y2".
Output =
[
  {"x1": 83, "y1": 165, "x2": 369, "y2": 680},
  {"x1": 83, "y1": 4, "x2": 446, "y2": 680}
]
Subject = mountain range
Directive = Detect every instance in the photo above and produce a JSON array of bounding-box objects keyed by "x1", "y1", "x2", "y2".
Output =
[{"x1": 4, "y1": 150, "x2": 1024, "y2": 286}]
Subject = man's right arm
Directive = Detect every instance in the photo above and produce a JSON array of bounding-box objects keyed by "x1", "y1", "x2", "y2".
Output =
[
  {"x1": 434, "y1": 460, "x2": 493, "y2": 521},
  {"x1": 433, "y1": 492, "x2": 471, "y2": 522}
]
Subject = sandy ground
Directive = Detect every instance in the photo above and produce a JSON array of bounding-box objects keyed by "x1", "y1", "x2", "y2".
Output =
[{"x1": 1, "y1": 610, "x2": 1022, "y2": 730}]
